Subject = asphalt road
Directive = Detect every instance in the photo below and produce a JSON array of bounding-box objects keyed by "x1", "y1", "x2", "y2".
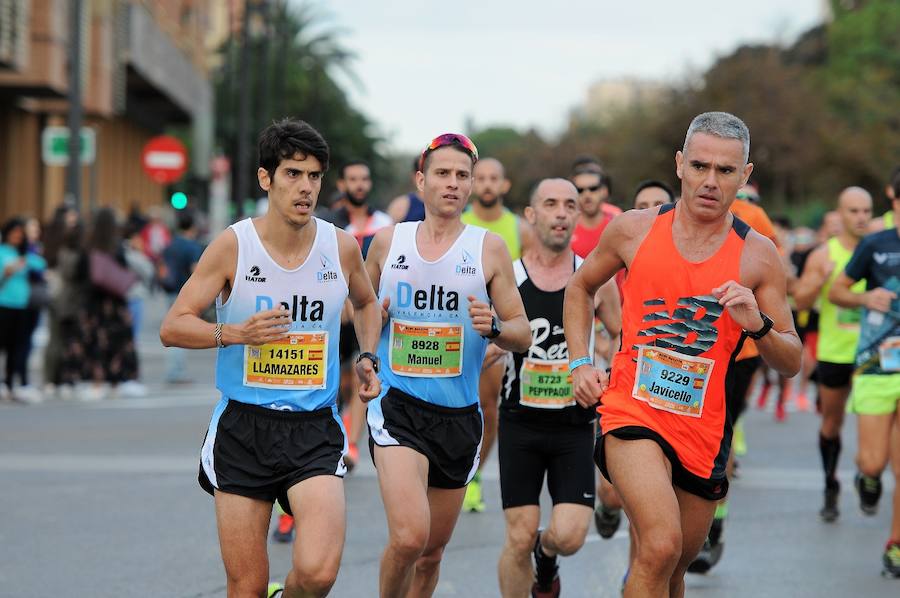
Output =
[{"x1": 0, "y1": 294, "x2": 897, "y2": 597}]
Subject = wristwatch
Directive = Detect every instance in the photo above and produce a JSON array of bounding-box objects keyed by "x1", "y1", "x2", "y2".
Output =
[
  {"x1": 356, "y1": 351, "x2": 380, "y2": 373},
  {"x1": 745, "y1": 311, "x2": 774, "y2": 340},
  {"x1": 484, "y1": 316, "x2": 502, "y2": 339}
]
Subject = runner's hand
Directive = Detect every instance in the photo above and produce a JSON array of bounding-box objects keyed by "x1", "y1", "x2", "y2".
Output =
[
  {"x1": 863, "y1": 287, "x2": 897, "y2": 313},
  {"x1": 712, "y1": 280, "x2": 763, "y2": 332},
  {"x1": 238, "y1": 306, "x2": 292, "y2": 345},
  {"x1": 468, "y1": 296, "x2": 494, "y2": 337},
  {"x1": 355, "y1": 357, "x2": 381, "y2": 402},
  {"x1": 572, "y1": 364, "x2": 607, "y2": 409}
]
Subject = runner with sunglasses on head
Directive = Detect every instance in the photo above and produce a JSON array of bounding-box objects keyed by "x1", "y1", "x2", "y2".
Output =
[{"x1": 364, "y1": 133, "x2": 531, "y2": 597}]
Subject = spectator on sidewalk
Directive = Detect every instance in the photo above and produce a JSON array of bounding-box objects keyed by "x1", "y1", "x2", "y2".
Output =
[
  {"x1": 160, "y1": 209, "x2": 204, "y2": 384},
  {"x1": 43, "y1": 205, "x2": 84, "y2": 399},
  {"x1": 123, "y1": 222, "x2": 156, "y2": 342},
  {"x1": 61, "y1": 208, "x2": 143, "y2": 400},
  {"x1": 0, "y1": 217, "x2": 47, "y2": 403}
]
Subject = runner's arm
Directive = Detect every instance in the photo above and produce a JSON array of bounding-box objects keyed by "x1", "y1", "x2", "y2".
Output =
[
  {"x1": 830, "y1": 273, "x2": 896, "y2": 311},
  {"x1": 338, "y1": 230, "x2": 380, "y2": 355},
  {"x1": 595, "y1": 278, "x2": 621, "y2": 363},
  {"x1": 160, "y1": 229, "x2": 291, "y2": 348},
  {"x1": 829, "y1": 240, "x2": 896, "y2": 311},
  {"x1": 482, "y1": 233, "x2": 531, "y2": 353},
  {"x1": 791, "y1": 245, "x2": 830, "y2": 312},
  {"x1": 564, "y1": 216, "x2": 628, "y2": 363},
  {"x1": 722, "y1": 234, "x2": 801, "y2": 376},
  {"x1": 364, "y1": 226, "x2": 394, "y2": 327},
  {"x1": 339, "y1": 230, "x2": 382, "y2": 401}
]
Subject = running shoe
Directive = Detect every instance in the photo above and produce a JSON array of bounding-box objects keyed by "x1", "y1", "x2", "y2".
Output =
[
  {"x1": 267, "y1": 582, "x2": 284, "y2": 597},
  {"x1": 688, "y1": 519, "x2": 724, "y2": 574},
  {"x1": 855, "y1": 472, "x2": 882, "y2": 516},
  {"x1": 271, "y1": 513, "x2": 294, "y2": 543},
  {"x1": 819, "y1": 483, "x2": 840, "y2": 523},
  {"x1": 883, "y1": 542, "x2": 900, "y2": 578},
  {"x1": 343, "y1": 442, "x2": 359, "y2": 472},
  {"x1": 733, "y1": 418, "x2": 747, "y2": 456},
  {"x1": 531, "y1": 531, "x2": 560, "y2": 598},
  {"x1": 593, "y1": 504, "x2": 622, "y2": 539},
  {"x1": 463, "y1": 472, "x2": 485, "y2": 513}
]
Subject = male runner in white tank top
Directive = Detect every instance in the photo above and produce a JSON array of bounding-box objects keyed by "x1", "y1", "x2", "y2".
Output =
[
  {"x1": 161, "y1": 119, "x2": 382, "y2": 598},
  {"x1": 364, "y1": 133, "x2": 531, "y2": 598}
]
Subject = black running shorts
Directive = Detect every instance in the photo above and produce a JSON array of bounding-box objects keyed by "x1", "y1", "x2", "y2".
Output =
[
  {"x1": 199, "y1": 400, "x2": 347, "y2": 515},
  {"x1": 725, "y1": 356, "x2": 761, "y2": 425},
  {"x1": 816, "y1": 361, "x2": 854, "y2": 389},
  {"x1": 594, "y1": 426, "x2": 729, "y2": 501},
  {"x1": 368, "y1": 387, "x2": 482, "y2": 489},
  {"x1": 498, "y1": 416, "x2": 595, "y2": 509}
]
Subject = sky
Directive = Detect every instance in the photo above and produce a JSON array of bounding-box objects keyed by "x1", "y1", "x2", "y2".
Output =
[{"x1": 311, "y1": 0, "x2": 825, "y2": 153}]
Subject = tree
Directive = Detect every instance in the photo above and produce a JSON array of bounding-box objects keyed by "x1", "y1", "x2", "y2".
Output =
[{"x1": 213, "y1": 1, "x2": 386, "y2": 212}]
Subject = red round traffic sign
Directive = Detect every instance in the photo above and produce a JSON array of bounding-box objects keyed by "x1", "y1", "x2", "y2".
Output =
[{"x1": 142, "y1": 135, "x2": 188, "y2": 184}]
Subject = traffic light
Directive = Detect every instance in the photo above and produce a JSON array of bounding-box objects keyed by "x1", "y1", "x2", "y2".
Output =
[{"x1": 170, "y1": 191, "x2": 188, "y2": 210}]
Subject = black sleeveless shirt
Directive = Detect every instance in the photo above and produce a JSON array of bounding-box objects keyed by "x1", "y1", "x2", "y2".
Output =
[{"x1": 500, "y1": 256, "x2": 596, "y2": 426}]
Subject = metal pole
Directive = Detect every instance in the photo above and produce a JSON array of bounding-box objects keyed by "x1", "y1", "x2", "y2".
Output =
[
  {"x1": 66, "y1": 0, "x2": 83, "y2": 212},
  {"x1": 234, "y1": 0, "x2": 255, "y2": 215}
]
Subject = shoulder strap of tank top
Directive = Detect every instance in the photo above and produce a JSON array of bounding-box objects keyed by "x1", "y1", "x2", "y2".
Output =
[{"x1": 731, "y1": 213, "x2": 751, "y2": 239}]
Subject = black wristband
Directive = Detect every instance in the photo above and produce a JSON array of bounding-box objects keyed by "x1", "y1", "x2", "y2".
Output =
[
  {"x1": 745, "y1": 311, "x2": 774, "y2": 340},
  {"x1": 356, "y1": 351, "x2": 379, "y2": 373}
]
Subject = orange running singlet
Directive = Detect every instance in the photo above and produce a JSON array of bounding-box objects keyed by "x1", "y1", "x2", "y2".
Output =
[{"x1": 599, "y1": 203, "x2": 749, "y2": 480}]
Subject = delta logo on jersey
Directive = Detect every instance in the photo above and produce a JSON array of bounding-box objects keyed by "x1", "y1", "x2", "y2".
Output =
[
  {"x1": 317, "y1": 253, "x2": 338, "y2": 283},
  {"x1": 455, "y1": 249, "x2": 477, "y2": 277},
  {"x1": 245, "y1": 265, "x2": 266, "y2": 283},
  {"x1": 633, "y1": 295, "x2": 723, "y2": 357},
  {"x1": 391, "y1": 254, "x2": 410, "y2": 270}
]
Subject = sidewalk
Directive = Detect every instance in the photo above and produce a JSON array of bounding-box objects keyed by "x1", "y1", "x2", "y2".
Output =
[{"x1": 27, "y1": 291, "x2": 219, "y2": 400}]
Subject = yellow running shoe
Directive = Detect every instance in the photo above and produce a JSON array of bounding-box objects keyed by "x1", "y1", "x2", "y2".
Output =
[
  {"x1": 463, "y1": 472, "x2": 485, "y2": 512},
  {"x1": 733, "y1": 417, "x2": 747, "y2": 457}
]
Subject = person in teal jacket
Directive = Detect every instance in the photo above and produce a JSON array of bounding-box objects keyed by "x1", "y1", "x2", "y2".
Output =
[{"x1": 0, "y1": 217, "x2": 47, "y2": 402}]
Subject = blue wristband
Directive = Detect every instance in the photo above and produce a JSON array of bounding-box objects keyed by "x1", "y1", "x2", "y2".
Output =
[{"x1": 568, "y1": 356, "x2": 592, "y2": 372}]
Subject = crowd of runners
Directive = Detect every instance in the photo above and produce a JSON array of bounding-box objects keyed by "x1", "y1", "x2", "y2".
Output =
[{"x1": 158, "y1": 111, "x2": 900, "y2": 597}]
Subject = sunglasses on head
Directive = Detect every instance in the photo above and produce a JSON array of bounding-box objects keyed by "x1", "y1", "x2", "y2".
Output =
[
  {"x1": 419, "y1": 133, "x2": 479, "y2": 171},
  {"x1": 575, "y1": 184, "x2": 603, "y2": 194}
]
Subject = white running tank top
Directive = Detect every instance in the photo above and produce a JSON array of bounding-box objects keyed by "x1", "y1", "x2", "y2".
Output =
[
  {"x1": 372, "y1": 221, "x2": 490, "y2": 408},
  {"x1": 215, "y1": 217, "x2": 348, "y2": 411}
]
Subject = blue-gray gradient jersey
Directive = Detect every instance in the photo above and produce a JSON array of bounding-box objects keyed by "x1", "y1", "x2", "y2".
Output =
[
  {"x1": 371, "y1": 222, "x2": 490, "y2": 409},
  {"x1": 844, "y1": 228, "x2": 900, "y2": 375}
]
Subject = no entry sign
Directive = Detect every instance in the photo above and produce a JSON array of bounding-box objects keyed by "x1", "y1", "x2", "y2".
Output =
[{"x1": 142, "y1": 135, "x2": 188, "y2": 184}]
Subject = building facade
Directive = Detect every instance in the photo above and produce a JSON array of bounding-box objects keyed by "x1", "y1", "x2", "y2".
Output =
[{"x1": 0, "y1": 0, "x2": 217, "y2": 221}]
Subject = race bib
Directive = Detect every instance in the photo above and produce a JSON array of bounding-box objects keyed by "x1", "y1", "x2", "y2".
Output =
[
  {"x1": 243, "y1": 332, "x2": 328, "y2": 389},
  {"x1": 519, "y1": 358, "x2": 574, "y2": 409},
  {"x1": 632, "y1": 346, "x2": 714, "y2": 418},
  {"x1": 389, "y1": 319, "x2": 463, "y2": 377},
  {"x1": 878, "y1": 337, "x2": 900, "y2": 372}
]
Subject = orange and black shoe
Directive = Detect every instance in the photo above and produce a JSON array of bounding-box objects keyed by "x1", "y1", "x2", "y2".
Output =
[{"x1": 271, "y1": 513, "x2": 294, "y2": 543}]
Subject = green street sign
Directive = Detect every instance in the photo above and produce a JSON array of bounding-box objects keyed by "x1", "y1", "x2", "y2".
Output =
[{"x1": 41, "y1": 126, "x2": 96, "y2": 166}]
